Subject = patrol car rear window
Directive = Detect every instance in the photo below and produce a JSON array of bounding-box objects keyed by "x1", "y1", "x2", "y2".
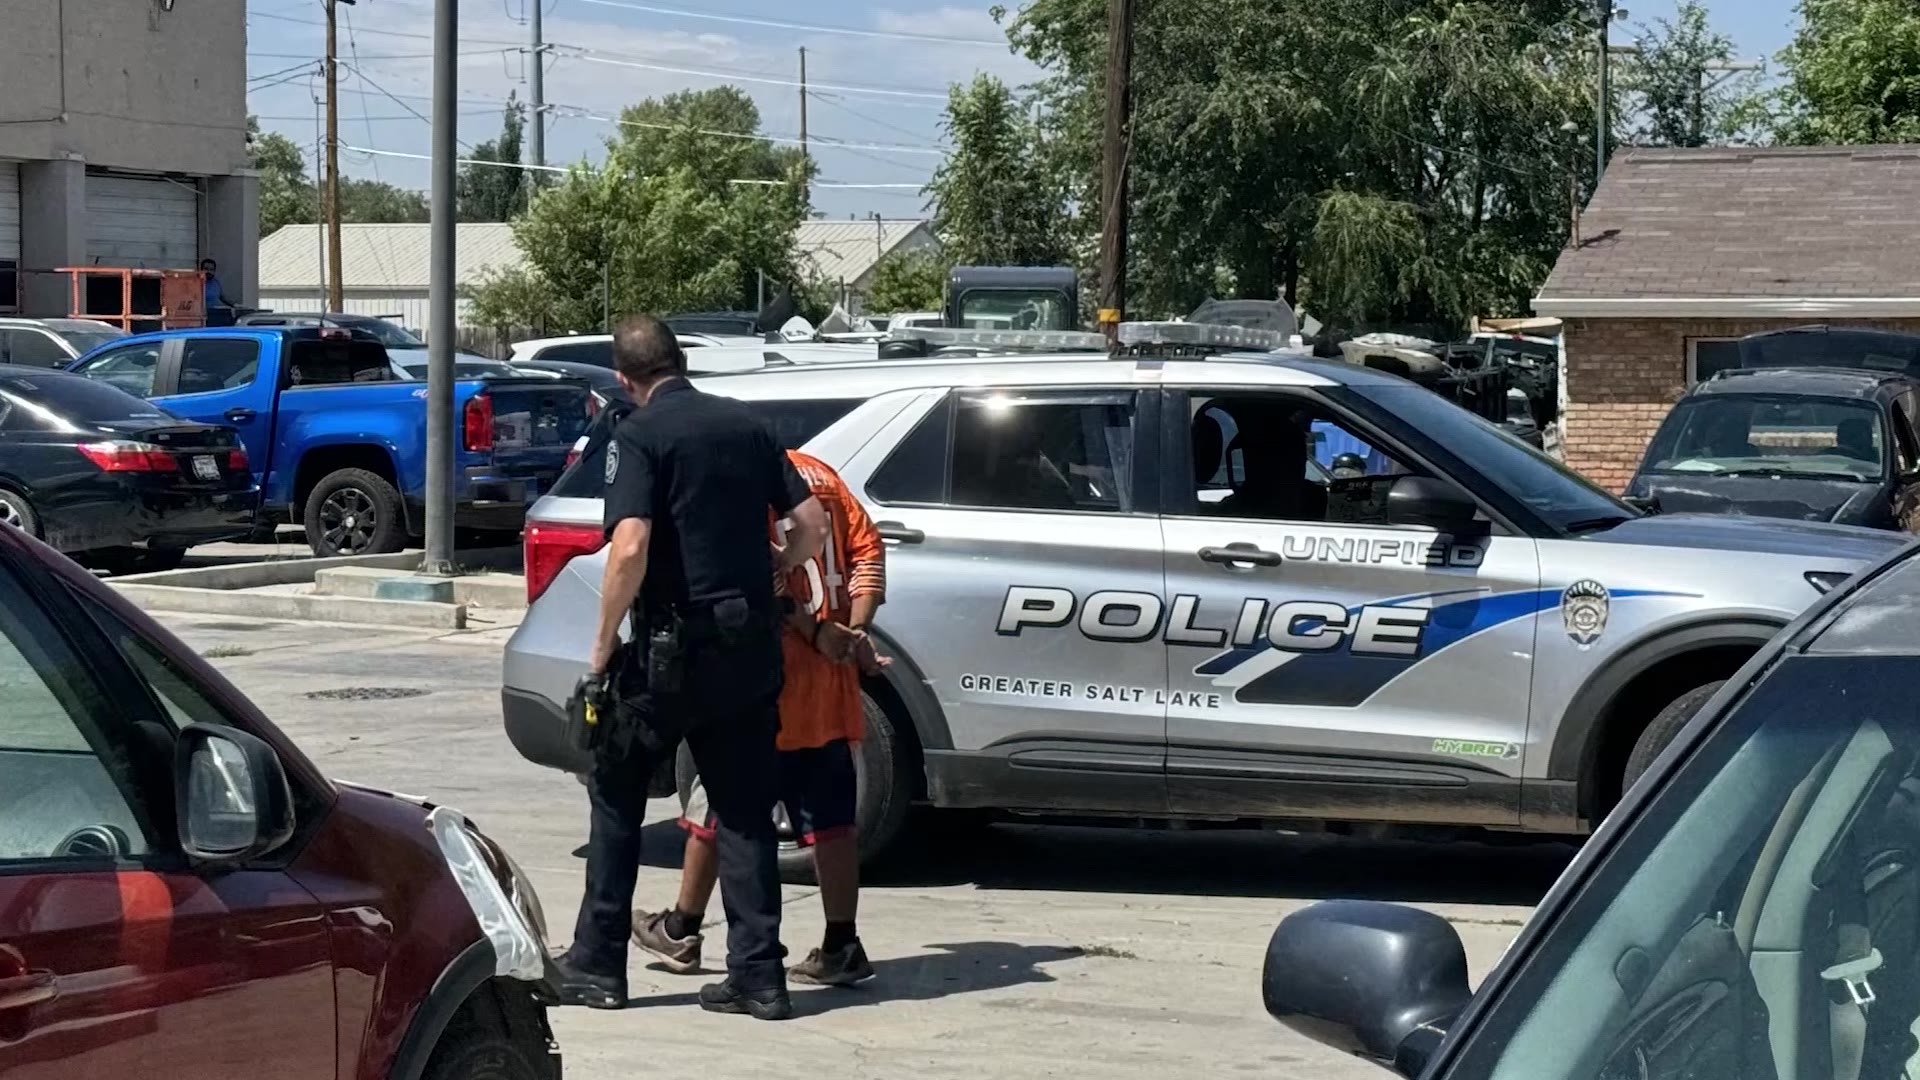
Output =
[
  {"x1": 552, "y1": 397, "x2": 858, "y2": 499},
  {"x1": 869, "y1": 391, "x2": 1138, "y2": 513}
]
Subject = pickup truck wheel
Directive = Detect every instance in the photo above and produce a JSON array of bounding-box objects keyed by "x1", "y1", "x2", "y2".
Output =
[
  {"x1": 673, "y1": 690, "x2": 913, "y2": 885},
  {"x1": 305, "y1": 468, "x2": 405, "y2": 556}
]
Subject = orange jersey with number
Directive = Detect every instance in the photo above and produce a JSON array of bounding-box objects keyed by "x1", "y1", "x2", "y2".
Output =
[{"x1": 771, "y1": 451, "x2": 885, "y2": 750}]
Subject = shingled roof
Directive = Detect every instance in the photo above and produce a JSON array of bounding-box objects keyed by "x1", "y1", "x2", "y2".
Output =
[{"x1": 1534, "y1": 146, "x2": 1920, "y2": 318}]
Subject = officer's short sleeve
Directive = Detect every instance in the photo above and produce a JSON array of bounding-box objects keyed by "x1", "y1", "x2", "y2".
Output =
[
  {"x1": 766, "y1": 436, "x2": 810, "y2": 515},
  {"x1": 602, "y1": 423, "x2": 657, "y2": 537}
]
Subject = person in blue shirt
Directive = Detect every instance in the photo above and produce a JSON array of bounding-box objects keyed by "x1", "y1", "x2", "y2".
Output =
[{"x1": 201, "y1": 258, "x2": 234, "y2": 327}]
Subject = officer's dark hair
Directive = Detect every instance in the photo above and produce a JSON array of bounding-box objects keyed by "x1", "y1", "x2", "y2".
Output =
[{"x1": 611, "y1": 315, "x2": 686, "y2": 384}]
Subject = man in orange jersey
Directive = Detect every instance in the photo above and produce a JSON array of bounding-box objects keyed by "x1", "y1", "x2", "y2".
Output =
[{"x1": 632, "y1": 448, "x2": 887, "y2": 986}]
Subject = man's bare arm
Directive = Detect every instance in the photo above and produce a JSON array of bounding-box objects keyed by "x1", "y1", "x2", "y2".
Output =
[{"x1": 592, "y1": 517, "x2": 651, "y2": 673}]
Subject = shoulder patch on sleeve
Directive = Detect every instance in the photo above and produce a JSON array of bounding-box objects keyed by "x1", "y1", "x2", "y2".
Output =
[{"x1": 604, "y1": 439, "x2": 620, "y2": 485}]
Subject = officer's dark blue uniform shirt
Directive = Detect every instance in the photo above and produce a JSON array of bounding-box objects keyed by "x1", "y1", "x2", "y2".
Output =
[{"x1": 601, "y1": 377, "x2": 810, "y2": 613}]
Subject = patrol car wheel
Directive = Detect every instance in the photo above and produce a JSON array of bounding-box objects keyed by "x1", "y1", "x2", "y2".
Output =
[
  {"x1": 1624, "y1": 680, "x2": 1726, "y2": 793},
  {"x1": 674, "y1": 690, "x2": 912, "y2": 885}
]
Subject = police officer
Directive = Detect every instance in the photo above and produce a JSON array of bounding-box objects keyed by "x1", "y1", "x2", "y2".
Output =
[{"x1": 548, "y1": 314, "x2": 828, "y2": 1021}]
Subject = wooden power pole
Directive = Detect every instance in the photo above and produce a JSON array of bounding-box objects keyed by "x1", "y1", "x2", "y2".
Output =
[
  {"x1": 798, "y1": 47, "x2": 809, "y2": 165},
  {"x1": 324, "y1": 0, "x2": 354, "y2": 312},
  {"x1": 1097, "y1": 0, "x2": 1133, "y2": 339}
]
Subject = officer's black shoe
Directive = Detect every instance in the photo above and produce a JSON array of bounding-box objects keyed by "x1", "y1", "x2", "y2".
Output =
[
  {"x1": 698, "y1": 978, "x2": 794, "y2": 1021},
  {"x1": 544, "y1": 951, "x2": 628, "y2": 1010}
]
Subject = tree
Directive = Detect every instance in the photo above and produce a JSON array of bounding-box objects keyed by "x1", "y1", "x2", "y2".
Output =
[
  {"x1": 466, "y1": 87, "x2": 810, "y2": 332},
  {"x1": 1619, "y1": 2, "x2": 1763, "y2": 147},
  {"x1": 1774, "y1": 0, "x2": 1920, "y2": 144},
  {"x1": 458, "y1": 93, "x2": 528, "y2": 222},
  {"x1": 1006, "y1": 0, "x2": 1595, "y2": 332},
  {"x1": 337, "y1": 178, "x2": 429, "y2": 223},
  {"x1": 250, "y1": 116, "x2": 315, "y2": 238},
  {"x1": 866, "y1": 249, "x2": 948, "y2": 313},
  {"x1": 925, "y1": 75, "x2": 1073, "y2": 267}
]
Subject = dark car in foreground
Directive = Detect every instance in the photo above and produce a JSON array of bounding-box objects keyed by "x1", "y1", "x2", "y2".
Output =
[
  {"x1": 1627, "y1": 367, "x2": 1920, "y2": 529},
  {"x1": 0, "y1": 522, "x2": 559, "y2": 1078},
  {"x1": 0, "y1": 366, "x2": 256, "y2": 573},
  {"x1": 1261, "y1": 539, "x2": 1920, "y2": 1080}
]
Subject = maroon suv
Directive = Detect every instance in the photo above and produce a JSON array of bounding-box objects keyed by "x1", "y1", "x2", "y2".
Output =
[{"x1": 0, "y1": 523, "x2": 560, "y2": 1079}]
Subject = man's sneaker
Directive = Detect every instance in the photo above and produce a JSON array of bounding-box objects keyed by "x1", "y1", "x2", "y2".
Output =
[
  {"x1": 631, "y1": 909, "x2": 703, "y2": 973},
  {"x1": 789, "y1": 941, "x2": 875, "y2": 987},
  {"x1": 698, "y1": 978, "x2": 794, "y2": 1021}
]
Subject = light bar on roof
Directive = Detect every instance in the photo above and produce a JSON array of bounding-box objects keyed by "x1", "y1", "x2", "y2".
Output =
[
  {"x1": 1115, "y1": 321, "x2": 1288, "y2": 350},
  {"x1": 890, "y1": 327, "x2": 1108, "y2": 351}
]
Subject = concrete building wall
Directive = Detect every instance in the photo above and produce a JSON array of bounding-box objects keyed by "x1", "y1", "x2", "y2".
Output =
[
  {"x1": 1563, "y1": 316, "x2": 1920, "y2": 490},
  {"x1": 0, "y1": 0, "x2": 248, "y2": 176}
]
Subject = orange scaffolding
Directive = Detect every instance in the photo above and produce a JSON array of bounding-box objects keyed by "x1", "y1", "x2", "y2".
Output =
[{"x1": 57, "y1": 267, "x2": 206, "y2": 332}]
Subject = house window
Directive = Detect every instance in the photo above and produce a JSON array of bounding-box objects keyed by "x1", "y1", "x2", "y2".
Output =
[{"x1": 1687, "y1": 338, "x2": 1742, "y2": 384}]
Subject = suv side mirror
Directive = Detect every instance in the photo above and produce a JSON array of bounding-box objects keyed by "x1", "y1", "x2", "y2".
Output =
[
  {"x1": 173, "y1": 724, "x2": 296, "y2": 865},
  {"x1": 1386, "y1": 476, "x2": 1479, "y2": 532},
  {"x1": 1263, "y1": 901, "x2": 1472, "y2": 1079}
]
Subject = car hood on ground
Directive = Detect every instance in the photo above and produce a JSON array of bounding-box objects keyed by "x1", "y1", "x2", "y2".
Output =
[
  {"x1": 1585, "y1": 511, "x2": 1905, "y2": 562},
  {"x1": 1628, "y1": 474, "x2": 1891, "y2": 528}
]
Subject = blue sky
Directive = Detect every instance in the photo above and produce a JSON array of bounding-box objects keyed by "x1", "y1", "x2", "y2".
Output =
[{"x1": 245, "y1": 0, "x2": 1806, "y2": 222}]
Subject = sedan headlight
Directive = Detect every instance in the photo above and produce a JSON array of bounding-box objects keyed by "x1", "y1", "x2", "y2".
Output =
[
  {"x1": 427, "y1": 806, "x2": 547, "y2": 982},
  {"x1": 1806, "y1": 570, "x2": 1853, "y2": 595}
]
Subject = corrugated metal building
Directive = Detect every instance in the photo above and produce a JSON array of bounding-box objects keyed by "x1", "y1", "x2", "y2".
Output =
[
  {"x1": 256, "y1": 223, "x2": 524, "y2": 333},
  {"x1": 254, "y1": 218, "x2": 936, "y2": 330}
]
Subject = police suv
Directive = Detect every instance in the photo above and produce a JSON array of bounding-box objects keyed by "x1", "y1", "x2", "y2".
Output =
[{"x1": 500, "y1": 323, "x2": 1901, "y2": 875}]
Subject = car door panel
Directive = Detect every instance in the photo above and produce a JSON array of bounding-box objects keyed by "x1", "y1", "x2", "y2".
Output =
[
  {"x1": 1159, "y1": 388, "x2": 1539, "y2": 826},
  {"x1": 846, "y1": 388, "x2": 1170, "y2": 815},
  {"x1": 152, "y1": 336, "x2": 274, "y2": 485},
  {"x1": 0, "y1": 556, "x2": 335, "y2": 1079}
]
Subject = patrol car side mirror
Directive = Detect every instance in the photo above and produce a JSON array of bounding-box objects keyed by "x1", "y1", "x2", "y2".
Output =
[
  {"x1": 1386, "y1": 476, "x2": 1478, "y2": 532},
  {"x1": 1263, "y1": 901, "x2": 1471, "y2": 1079}
]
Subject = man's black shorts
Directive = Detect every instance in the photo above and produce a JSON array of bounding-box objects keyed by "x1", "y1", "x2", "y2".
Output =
[{"x1": 680, "y1": 738, "x2": 858, "y2": 846}]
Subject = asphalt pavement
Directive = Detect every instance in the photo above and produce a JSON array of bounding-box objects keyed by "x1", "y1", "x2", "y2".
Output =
[{"x1": 154, "y1": 610, "x2": 1575, "y2": 1080}]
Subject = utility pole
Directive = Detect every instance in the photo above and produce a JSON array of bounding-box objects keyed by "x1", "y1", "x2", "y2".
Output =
[
  {"x1": 424, "y1": 0, "x2": 458, "y2": 576},
  {"x1": 314, "y1": 97, "x2": 327, "y2": 307},
  {"x1": 528, "y1": 0, "x2": 545, "y2": 169},
  {"x1": 798, "y1": 47, "x2": 809, "y2": 166},
  {"x1": 324, "y1": 0, "x2": 353, "y2": 312},
  {"x1": 871, "y1": 211, "x2": 883, "y2": 263},
  {"x1": 1594, "y1": 0, "x2": 1616, "y2": 190},
  {"x1": 1097, "y1": 0, "x2": 1133, "y2": 340}
]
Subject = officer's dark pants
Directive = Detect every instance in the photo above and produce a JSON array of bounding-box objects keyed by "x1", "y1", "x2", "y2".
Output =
[{"x1": 569, "y1": 689, "x2": 787, "y2": 991}]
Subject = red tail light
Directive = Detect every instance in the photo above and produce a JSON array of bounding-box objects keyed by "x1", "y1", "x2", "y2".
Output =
[
  {"x1": 77, "y1": 441, "x2": 179, "y2": 472},
  {"x1": 463, "y1": 392, "x2": 494, "y2": 451},
  {"x1": 227, "y1": 447, "x2": 249, "y2": 472},
  {"x1": 524, "y1": 519, "x2": 607, "y2": 603}
]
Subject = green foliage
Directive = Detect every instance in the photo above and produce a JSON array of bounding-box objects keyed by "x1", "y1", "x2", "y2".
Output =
[
  {"x1": 338, "y1": 178, "x2": 429, "y2": 223},
  {"x1": 465, "y1": 87, "x2": 811, "y2": 333},
  {"x1": 457, "y1": 93, "x2": 528, "y2": 222},
  {"x1": 250, "y1": 116, "x2": 314, "y2": 238},
  {"x1": 926, "y1": 75, "x2": 1074, "y2": 267},
  {"x1": 1003, "y1": 0, "x2": 1594, "y2": 332},
  {"x1": 1774, "y1": 0, "x2": 1920, "y2": 144},
  {"x1": 1619, "y1": 2, "x2": 1764, "y2": 147},
  {"x1": 865, "y1": 249, "x2": 949, "y2": 313}
]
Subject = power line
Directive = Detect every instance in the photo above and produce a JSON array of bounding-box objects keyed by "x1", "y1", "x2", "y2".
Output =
[
  {"x1": 565, "y1": 49, "x2": 950, "y2": 101},
  {"x1": 340, "y1": 63, "x2": 475, "y2": 149},
  {"x1": 811, "y1": 93, "x2": 944, "y2": 140},
  {"x1": 342, "y1": 144, "x2": 570, "y2": 172},
  {"x1": 250, "y1": 58, "x2": 323, "y2": 84},
  {"x1": 250, "y1": 9, "x2": 526, "y2": 48},
  {"x1": 574, "y1": 0, "x2": 1007, "y2": 47}
]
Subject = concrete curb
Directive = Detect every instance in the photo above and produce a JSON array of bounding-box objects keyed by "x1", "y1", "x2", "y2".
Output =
[
  {"x1": 118, "y1": 546, "x2": 521, "y2": 591},
  {"x1": 112, "y1": 583, "x2": 468, "y2": 629},
  {"x1": 313, "y1": 565, "x2": 527, "y2": 609}
]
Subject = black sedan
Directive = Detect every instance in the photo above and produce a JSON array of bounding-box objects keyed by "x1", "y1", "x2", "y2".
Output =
[
  {"x1": 0, "y1": 365, "x2": 257, "y2": 572},
  {"x1": 1260, "y1": 541, "x2": 1920, "y2": 1080},
  {"x1": 1627, "y1": 366, "x2": 1920, "y2": 530}
]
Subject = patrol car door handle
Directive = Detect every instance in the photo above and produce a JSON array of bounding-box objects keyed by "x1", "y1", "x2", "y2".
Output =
[
  {"x1": 1198, "y1": 543, "x2": 1283, "y2": 567},
  {"x1": 876, "y1": 522, "x2": 925, "y2": 544}
]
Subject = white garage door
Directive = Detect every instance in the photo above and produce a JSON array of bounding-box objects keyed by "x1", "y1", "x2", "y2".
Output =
[
  {"x1": 0, "y1": 162, "x2": 19, "y2": 311},
  {"x1": 86, "y1": 175, "x2": 198, "y2": 269}
]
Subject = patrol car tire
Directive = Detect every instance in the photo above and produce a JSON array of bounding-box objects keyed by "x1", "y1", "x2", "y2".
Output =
[
  {"x1": 1624, "y1": 680, "x2": 1726, "y2": 793},
  {"x1": 673, "y1": 690, "x2": 911, "y2": 885},
  {"x1": 304, "y1": 468, "x2": 406, "y2": 557}
]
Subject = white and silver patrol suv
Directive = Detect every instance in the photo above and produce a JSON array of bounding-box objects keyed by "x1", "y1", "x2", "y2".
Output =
[{"x1": 500, "y1": 326, "x2": 1902, "y2": 875}]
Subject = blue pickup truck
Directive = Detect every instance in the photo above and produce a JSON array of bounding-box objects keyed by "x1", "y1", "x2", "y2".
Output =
[{"x1": 68, "y1": 327, "x2": 592, "y2": 556}]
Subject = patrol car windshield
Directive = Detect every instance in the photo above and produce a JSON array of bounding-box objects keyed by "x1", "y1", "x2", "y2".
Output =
[
  {"x1": 1643, "y1": 396, "x2": 1886, "y2": 482},
  {"x1": 1345, "y1": 384, "x2": 1635, "y2": 534}
]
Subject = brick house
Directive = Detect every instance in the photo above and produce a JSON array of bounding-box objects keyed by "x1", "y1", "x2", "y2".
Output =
[{"x1": 1533, "y1": 146, "x2": 1920, "y2": 490}]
